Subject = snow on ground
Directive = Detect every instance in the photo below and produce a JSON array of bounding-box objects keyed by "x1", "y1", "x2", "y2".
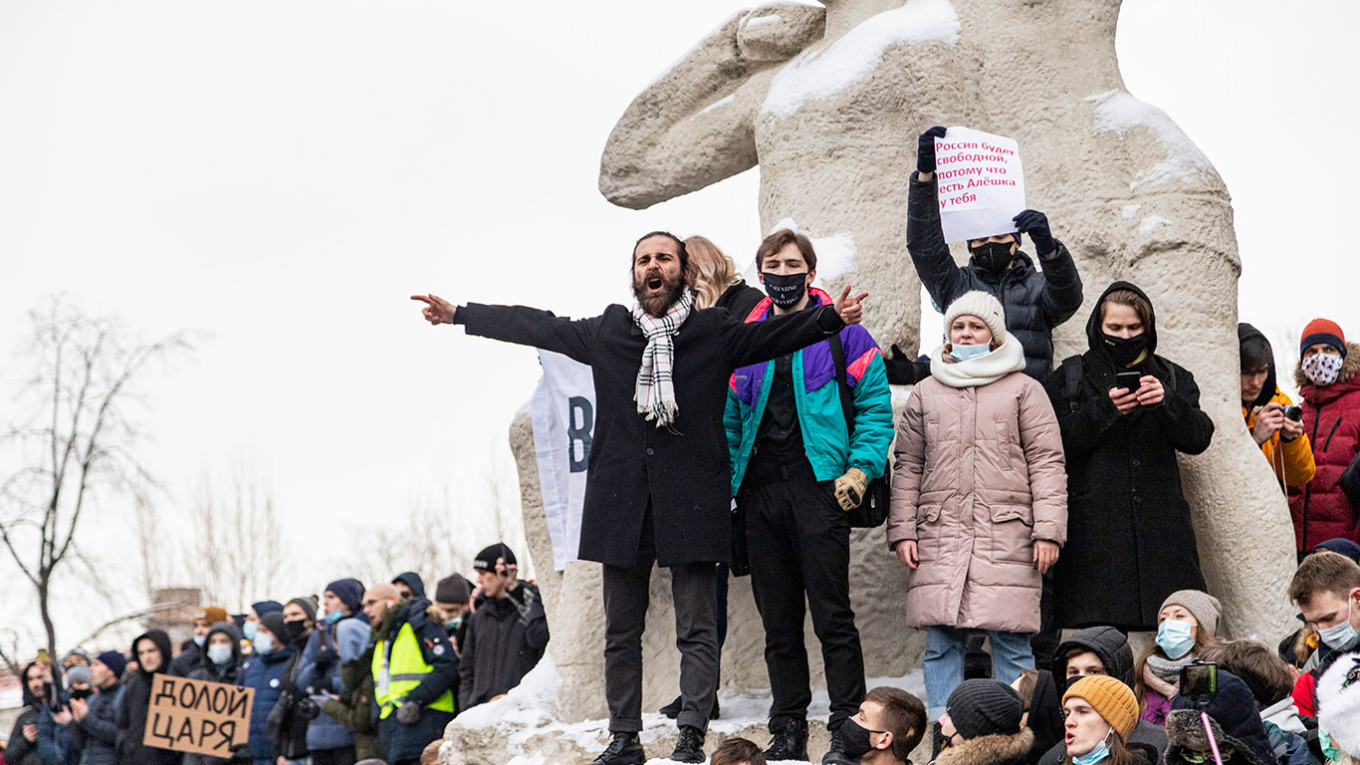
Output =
[
  {"x1": 761, "y1": 0, "x2": 960, "y2": 119},
  {"x1": 1087, "y1": 90, "x2": 1215, "y2": 191},
  {"x1": 449, "y1": 655, "x2": 927, "y2": 764}
]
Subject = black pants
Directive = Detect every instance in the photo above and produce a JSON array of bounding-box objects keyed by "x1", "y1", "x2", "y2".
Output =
[
  {"x1": 602, "y1": 505, "x2": 719, "y2": 733},
  {"x1": 743, "y1": 459, "x2": 866, "y2": 728},
  {"x1": 311, "y1": 748, "x2": 357, "y2": 765}
]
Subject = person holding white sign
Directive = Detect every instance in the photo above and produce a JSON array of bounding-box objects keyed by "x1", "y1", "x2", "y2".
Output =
[{"x1": 900, "y1": 126, "x2": 1085, "y2": 384}]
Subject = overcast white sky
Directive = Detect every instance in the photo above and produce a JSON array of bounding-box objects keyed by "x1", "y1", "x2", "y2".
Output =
[{"x1": 1, "y1": 1, "x2": 1356, "y2": 656}]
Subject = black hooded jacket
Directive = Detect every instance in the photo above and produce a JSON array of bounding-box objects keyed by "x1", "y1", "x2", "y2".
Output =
[
  {"x1": 1238, "y1": 323, "x2": 1278, "y2": 410},
  {"x1": 117, "y1": 629, "x2": 184, "y2": 765},
  {"x1": 187, "y1": 622, "x2": 242, "y2": 684},
  {"x1": 1044, "y1": 282, "x2": 1214, "y2": 631},
  {"x1": 906, "y1": 173, "x2": 1085, "y2": 380},
  {"x1": 392, "y1": 571, "x2": 427, "y2": 600}
]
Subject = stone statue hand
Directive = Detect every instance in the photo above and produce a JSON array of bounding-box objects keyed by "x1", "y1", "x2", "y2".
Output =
[
  {"x1": 917, "y1": 126, "x2": 948, "y2": 175},
  {"x1": 1013, "y1": 209, "x2": 1055, "y2": 256},
  {"x1": 833, "y1": 284, "x2": 868, "y2": 325},
  {"x1": 410, "y1": 293, "x2": 456, "y2": 325},
  {"x1": 737, "y1": 3, "x2": 827, "y2": 63}
]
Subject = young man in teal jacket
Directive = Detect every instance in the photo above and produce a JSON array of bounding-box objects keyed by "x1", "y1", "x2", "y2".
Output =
[{"x1": 724, "y1": 229, "x2": 894, "y2": 765}]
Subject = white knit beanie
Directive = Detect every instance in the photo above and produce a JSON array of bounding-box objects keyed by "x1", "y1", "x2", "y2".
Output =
[
  {"x1": 1318, "y1": 654, "x2": 1360, "y2": 757},
  {"x1": 944, "y1": 291, "x2": 1007, "y2": 344}
]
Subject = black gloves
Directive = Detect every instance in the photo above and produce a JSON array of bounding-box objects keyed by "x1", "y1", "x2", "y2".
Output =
[
  {"x1": 884, "y1": 344, "x2": 919, "y2": 386},
  {"x1": 917, "y1": 126, "x2": 948, "y2": 175},
  {"x1": 396, "y1": 698, "x2": 422, "y2": 724},
  {"x1": 1013, "y1": 209, "x2": 1055, "y2": 256}
]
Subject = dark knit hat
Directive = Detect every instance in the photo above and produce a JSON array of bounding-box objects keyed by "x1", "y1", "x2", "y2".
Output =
[
  {"x1": 946, "y1": 679, "x2": 1024, "y2": 739},
  {"x1": 473, "y1": 543, "x2": 517, "y2": 572},
  {"x1": 325, "y1": 578, "x2": 365, "y2": 615},
  {"x1": 286, "y1": 597, "x2": 317, "y2": 623},
  {"x1": 95, "y1": 650, "x2": 127, "y2": 679},
  {"x1": 435, "y1": 574, "x2": 472, "y2": 605},
  {"x1": 251, "y1": 600, "x2": 284, "y2": 617},
  {"x1": 1301, "y1": 318, "x2": 1347, "y2": 358},
  {"x1": 1313, "y1": 538, "x2": 1360, "y2": 565},
  {"x1": 259, "y1": 612, "x2": 288, "y2": 642}
]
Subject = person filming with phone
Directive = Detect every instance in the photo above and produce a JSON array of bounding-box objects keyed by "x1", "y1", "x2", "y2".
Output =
[
  {"x1": 458, "y1": 543, "x2": 550, "y2": 713},
  {"x1": 1044, "y1": 282, "x2": 1215, "y2": 634}
]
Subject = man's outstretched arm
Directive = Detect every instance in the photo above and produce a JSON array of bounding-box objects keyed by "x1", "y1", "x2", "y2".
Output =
[
  {"x1": 724, "y1": 285, "x2": 867, "y2": 368},
  {"x1": 411, "y1": 294, "x2": 601, "y2": 365}
]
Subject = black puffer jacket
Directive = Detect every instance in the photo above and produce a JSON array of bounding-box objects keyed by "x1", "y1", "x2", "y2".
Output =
[
  {"x1": 458, "y1": 582, "x2": 550, "y2": 710},
  {"x1": 906, "y1": 173, "x2": 1085, "y2": 380},
  {"x1": 1044, "y1": 282, "x2": 1214, "y2": 631}
]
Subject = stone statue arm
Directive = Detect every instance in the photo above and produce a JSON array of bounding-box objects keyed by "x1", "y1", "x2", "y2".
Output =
[
  {"x1": 906, "y1": 172, "x2": 968, "y2": 312},
  {"x1": 598, "y1": 3, "x2": 825, "y2": 210}
]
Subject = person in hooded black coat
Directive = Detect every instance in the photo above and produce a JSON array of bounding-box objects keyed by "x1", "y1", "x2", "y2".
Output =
[
  {"x1": 116, "y1": 629, "x2": 185, "y2": 765},
  {"x1": 1044, "y1": 282, "x2": 1214, "y2": 632}
]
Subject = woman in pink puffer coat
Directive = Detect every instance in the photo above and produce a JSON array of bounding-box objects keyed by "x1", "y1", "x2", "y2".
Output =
[{"x1": 887, "y1": 290, "x2": 1068, "y2": 719}]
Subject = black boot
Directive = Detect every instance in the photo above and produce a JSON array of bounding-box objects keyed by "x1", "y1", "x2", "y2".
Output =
[
  {"x1": 658, "y1": 695, "x2": 682, "y2": 719},
  {"x1": 670, "y1": 724, "x2": 706, "y2": 764},
  {"x1": 765, "y1": 717, "x2": 809, "y2": 761},
  {"x1": 591, "y1": 731, "x2": 645, "y2": 765},
  {"x1": 822, "y1": 726, "x2": 856, "y2": 765}
]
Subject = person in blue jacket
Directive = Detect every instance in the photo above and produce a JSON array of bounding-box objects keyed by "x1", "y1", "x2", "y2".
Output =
[
  {"x1": 237, "y1": 612, "x2": 294, "y2": 765},
  {"x1": 297, "y1": 579, "x2": 372, "y2": 765},
  {"x1": 724, "y1": 229, "x2": 894, "y2": 764}
]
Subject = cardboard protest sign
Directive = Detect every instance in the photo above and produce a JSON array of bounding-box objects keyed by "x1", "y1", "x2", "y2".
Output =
[
  {"x1": 143, "y1": 673, "x2": 254, "y2": 757},
  {"x1": 934, "y1": 127, "x2": 1026, "y2": 244}
]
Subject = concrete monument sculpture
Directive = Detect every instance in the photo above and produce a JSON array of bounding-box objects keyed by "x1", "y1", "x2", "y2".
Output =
[{"x1": 442, "y1": 1, "x2": 1297, "y2": 761}]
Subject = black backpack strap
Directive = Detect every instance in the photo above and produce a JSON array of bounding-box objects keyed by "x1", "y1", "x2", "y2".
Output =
[
  {"x1": 828, "y1": 331, "x2": 855, "y2": 434},
  {"x1": 1060, "y1": 355, "x2": 1083, "y2": 413}
]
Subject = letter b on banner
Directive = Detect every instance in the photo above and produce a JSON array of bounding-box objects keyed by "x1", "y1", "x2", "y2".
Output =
[{"x1": 568, "y1": 396, "x2": 593, "y2": 472}]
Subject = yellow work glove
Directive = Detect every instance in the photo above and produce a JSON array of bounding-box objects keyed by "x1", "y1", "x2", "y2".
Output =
[{"x1": 833, "y1": 467, "x2": 868, "y2": 511}]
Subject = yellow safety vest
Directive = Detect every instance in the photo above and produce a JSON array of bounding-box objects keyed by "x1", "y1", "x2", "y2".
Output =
[{"x1": 372, "y1": 621, "x2": 455, "y2": 719}]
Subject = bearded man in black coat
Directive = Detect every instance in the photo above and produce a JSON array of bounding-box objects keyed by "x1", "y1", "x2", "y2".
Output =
[{"x1": 412, "y1": 231, "x2": 867, "y2": 765}]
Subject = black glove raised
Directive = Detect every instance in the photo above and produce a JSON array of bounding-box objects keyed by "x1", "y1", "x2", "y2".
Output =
[
  {"x1": 883, "y1": 344, "x2": 919, "y2": 386},
  {"x1": 396, "y1": 698, "x2": 422, "y2": 724},
  {"x1": 917, "y1": 126, "x2": 948, "y2": 175},
  {"x1": 1013, "y1": 209, "x2": 1055, "y2": 256}
]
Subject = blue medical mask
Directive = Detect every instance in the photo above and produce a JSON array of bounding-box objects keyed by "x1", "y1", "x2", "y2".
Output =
[
  {"x1": 243, "y1": 620, "x2": 258, "y2": 641},
  {"x1": 193, "y1": 635, "x2": 206, "y2": 648},
  {"x1": 324, "y1": 610, "x2": 344, "y2": 624},
  {"x1": 951, "y1": 342, "x2": 991, "y2": 362},
  {"x1": 252, "y1": 633, "x2": 275, "y2": 655},
  {"x1": 1072, "y1": 727, "x2": 1113, "y2": 765},
  {"x1": 1319, "y1": 598, "x2": 1358, "y2": 652},
  {"x1": 1156, "y1": 619, "x2": 1196, "y2": 659}
]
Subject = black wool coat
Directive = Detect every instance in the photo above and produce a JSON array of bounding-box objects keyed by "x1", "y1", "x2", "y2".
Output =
[
  {"x1": 1043, "y1": 282, "x2": 1214, "y2": 632},
  {"x1": 907, "y1": 174, "x2": 1085, "y2": 380},
  {"x1": 462, "y1": 300, "x2": 845, "y2": 567}
]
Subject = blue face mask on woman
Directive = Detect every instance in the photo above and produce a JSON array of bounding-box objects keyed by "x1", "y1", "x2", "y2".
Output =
[
  {"x1": 1156, "y1": 619, "x2": 1196, "y2": 659},
  {"x1": 1072, "y1": 727, "x2": 1114, "y2": 765},
  {"x1": 951, "y1": 342, "x2": 991, "y2": 362}
]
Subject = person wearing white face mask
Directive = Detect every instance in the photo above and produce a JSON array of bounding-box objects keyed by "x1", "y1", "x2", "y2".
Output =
[
  {"x1": 1061, "y1": 675, "x2": 1149, "y2": 765},
  {"x1": 888, "y1": 291, "x2": 1068, "y2": 719},
  {"x1": 1288, "y1": 318, "x2": 1360, "y2": 558},
  {"x1": 182, "y1": 622, "x2": 243, "y2": 765},
  {"x1": 1131, "y1": 590, "x2": 1220, "y2": 725}
]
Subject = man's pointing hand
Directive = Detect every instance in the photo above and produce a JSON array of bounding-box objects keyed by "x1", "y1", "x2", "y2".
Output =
[{"x1": 411, "y1": 294, "x2": 456, "y2": 325}]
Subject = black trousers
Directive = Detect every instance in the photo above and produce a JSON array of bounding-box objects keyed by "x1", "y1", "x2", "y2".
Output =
[
  {"x1": 743, "y1": 459, "x2": 866, "y2": 728},
  {"x1": 602, "y1": 505, "x2": 718, "y2": 733}
]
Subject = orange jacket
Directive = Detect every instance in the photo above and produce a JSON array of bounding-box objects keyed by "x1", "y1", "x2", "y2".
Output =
[{"x1": 1244, "y1": 389, "x2": 1316, "y2": 489}]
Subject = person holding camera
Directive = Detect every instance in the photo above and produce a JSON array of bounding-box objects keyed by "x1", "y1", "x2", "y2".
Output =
[
  {"x1": 297, "y1": 579, "x2": 372, "y2": 765},
  {"x1": 269, "y1": 598, "x2": 318, "y2": 765},
  {"x1": 1044, "y1": 282, "x2": 1214, "y2": 633},
  {"x1": 1163, "y1": 670, "x2": 1277, "y2": 765},
  {"x1": 888, "y1": 291, "x2": 1067, "y2": 721},
  {"x1": 1239, "y1": 323, "x2": 1314, "y2": 492},
  {"x1": 1288, "y1": 318, "x2": 1360, "y2": 556},
  {"x1": 458, "y1": 543, "x2": 550, "y2": 712}
]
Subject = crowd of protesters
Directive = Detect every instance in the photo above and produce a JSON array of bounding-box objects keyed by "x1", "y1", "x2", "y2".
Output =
[
  {"x1": 2, "y1": 543, "x2": 546, "y2": 765},
  {"x1": 8, "y1": 126, "x2": 1360, "y2": 765}
]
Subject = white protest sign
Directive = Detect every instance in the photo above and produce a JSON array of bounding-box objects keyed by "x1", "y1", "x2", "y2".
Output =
[
  {"x1": 530, "y1": 350, "x2": 594, "y2": 570},
  {"x1": 934, "y1": 126, "x2": 1026, "y2": 244}
]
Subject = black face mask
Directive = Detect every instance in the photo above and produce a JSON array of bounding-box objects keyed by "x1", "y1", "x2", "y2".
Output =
[
  {"x1": 282, "y1": 619, "x2": 308, "y2": 644},
  {"x1": 839, "y1": 719, "x2": 886, "y2": 760},
  {"x1": 67, "y1": 687, "x2": 94, "y2": 701},
  {"x1": 1101, "y1": 332, "x2": 1148, "y2": 366},
  {"x1": 970, "y1": 241, "x2": 1015, "y2": 274},
  {"x1": 762, "y1": 271, "x2": 809, "y2": 308}
]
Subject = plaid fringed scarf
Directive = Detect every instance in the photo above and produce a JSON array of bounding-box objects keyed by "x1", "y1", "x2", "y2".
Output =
[{"x1": 631, "y1": 290, "x2": 693, "y2": 428}]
